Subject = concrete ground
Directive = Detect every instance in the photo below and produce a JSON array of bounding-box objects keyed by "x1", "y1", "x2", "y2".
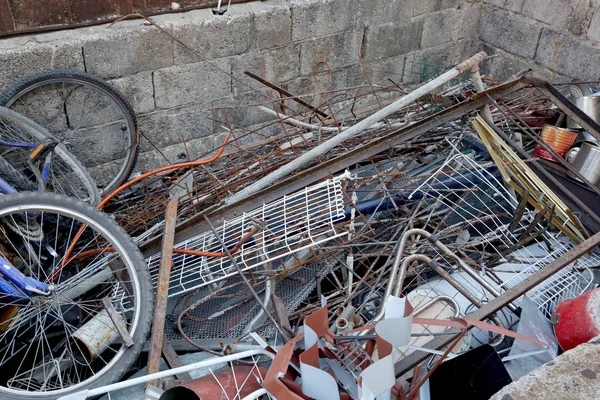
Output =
[{"x1": 492, "y1": 337, "x2": 600, "y2": 400}]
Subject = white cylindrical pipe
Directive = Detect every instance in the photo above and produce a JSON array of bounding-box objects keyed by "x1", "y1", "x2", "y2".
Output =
[
  {"x1": 72, "y1": 309, "x2": 122, "y2": 362},
  {"x1": 226, "y1": 52, "x2": 487, "y2": 205}
]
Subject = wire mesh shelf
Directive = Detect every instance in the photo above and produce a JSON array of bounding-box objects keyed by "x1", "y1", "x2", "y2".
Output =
[{"x1": 146, "y1": 176, "x2": 348, "y2": 297}]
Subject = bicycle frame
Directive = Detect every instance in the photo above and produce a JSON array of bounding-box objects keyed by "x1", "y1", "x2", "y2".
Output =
[
  {"x1": 0, "y1": 138, "x2": 55, "y2": 194},
  {"x1": 0, "y1": 256, "x2": 51, "y2": 300}
]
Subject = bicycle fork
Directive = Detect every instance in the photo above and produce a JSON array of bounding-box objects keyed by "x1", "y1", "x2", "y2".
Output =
[{"x1": 0, "y1": 255, "x2": 53, "y2": 300}]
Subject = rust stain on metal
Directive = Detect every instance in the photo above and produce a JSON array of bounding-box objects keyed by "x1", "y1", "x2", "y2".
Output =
[
  {"x1": 0, "y1": 0, "x2": 258, "y2": 36},
  {"x1": 146, "y1": 195, "x2": 178, "y2": 387},
  {"x1": 9, "y1": 0, "x2": 69, "y2": 31},
  {"x1": 161, "y1": 365, "x2": 268, "y2": 400}
]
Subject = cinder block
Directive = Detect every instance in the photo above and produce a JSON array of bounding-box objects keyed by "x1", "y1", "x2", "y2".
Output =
[
  {"x1": 153, "y1": 58, "x2": 232, "y2": 110},
  {"x1": 83, "y1": 27, "x2": 174, "y2": 79},
  {"x1": 132, "y1": 133, "x2": 228, "y2": 172},
  {"x1": 172, "y1": 9, "x2": 254, "y2": 65},
  {"x1": 456, "y1": 2, "x2": 483, "y2": 41},
  {"x1": 357, "y1": 0, "x2": 414, "y2": 27},
  {"x1": 420, "y1": 9, "x2": 459, "y2": 49},
  {"x1": 136, "y1": 105, "x2": 214, "y2": 152},
  {"x1": 211, "y1": 91, "x2": 279, "y2": 134},
  {"x1": 521, "y1": 0, "x2": 593, "y2": 36},
  {"x1": 403, "y1": 41, "x2": 465, "y2": 83},
  {"x1": 0, "y1": 41, "x2": 84, "y2": 90},
  {"x1": 414, "y1": 0, "x2": 461, "y2": 17},
  {"x1": 535, "y1": 28, "x2": 600, "y2": 81},
  {"x1": 483, "y1": 0, "x2": 524, "y2": 12},
  {"x1": 479, "y1": 10, "x2": 541, "y2": 58},
  {"x1": 363, "y1": 21, "x2": 422, "y2": 62},
  {"x1": 587, "y1": 6, "x2": 600, "y2": 41},
  {"x1": 0, "y1": 35, "x2": 32, "y2": 50},
  {"x1": 362, "y1": 55, "x2": 406, "y2": 86},
  {"x1": 254, "y1": 5, "x2": 292, "y2": 50},
  {"x1": 299, "y1": 31, "x2": 362, "y2": 76},
  {"x1": 231, "y1": 46, "x2": 301, "y2": 93},
  {"x1": 478, "y1": 42, "x2": 561, "y2": 83},
  {"x1": 108, "y1": 71, "x2": 155, "y2": 115},
  {"x1": 290, "y1": 0, "x2": 359, "y2": 42}
]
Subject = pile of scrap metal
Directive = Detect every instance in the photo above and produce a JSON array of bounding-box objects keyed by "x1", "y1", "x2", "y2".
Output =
[{"x1": 62, "y1": 52, "x2": 600, "y2": 400}]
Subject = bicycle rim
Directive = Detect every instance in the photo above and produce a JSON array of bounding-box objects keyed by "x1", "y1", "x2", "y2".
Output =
[
  {"x1": 0, "y1": 193, "x2": 149, "y2": 398},
  {"x1": 0, "y1": 107, "x2": 100, "y2": 205},
  {"x1": 1, "y1": 73, "x2": 138, "y2": 195}
]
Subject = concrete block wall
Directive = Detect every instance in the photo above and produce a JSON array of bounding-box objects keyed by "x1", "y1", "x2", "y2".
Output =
[
  {"x1": 477, "y1": 0, "x2": 600, "y2": 82},
  {"x1": 0, "y1": 0, "x2": 480, "y2": 174}
]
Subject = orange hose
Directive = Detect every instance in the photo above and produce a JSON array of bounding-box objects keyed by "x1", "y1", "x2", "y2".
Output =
[{"x1": 50, "y1": 134, "x2": 230, "y2": 281}]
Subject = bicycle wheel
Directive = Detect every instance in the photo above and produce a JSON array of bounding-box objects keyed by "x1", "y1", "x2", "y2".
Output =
[
  {"x1": 0, "y1": 192, "x2": 152, "y2": 399},
  {"x1": 0, "y1": 107, "x2": 100, "y2": 205},
  {"x1": 0, "y1": 71, "x2": 139, "y2": 195}
]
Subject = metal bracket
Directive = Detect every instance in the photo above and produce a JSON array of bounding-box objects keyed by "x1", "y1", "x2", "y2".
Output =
[{"x1": 102, "y1": 297, "x2": 134, "y2": 347}]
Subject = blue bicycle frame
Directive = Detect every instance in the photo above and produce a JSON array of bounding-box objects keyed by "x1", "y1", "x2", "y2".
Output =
[
  {"x1": 0, "y1": 138, "x2": 53, "y2": 194},
  {"x1": 0, "y1": 139, "x2": 55, "y2": 299}
]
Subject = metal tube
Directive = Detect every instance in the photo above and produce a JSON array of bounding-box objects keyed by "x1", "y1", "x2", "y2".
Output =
[
  {"x1": 242, "y1": 278, "x2": 274, "y2": 335},
  {"x1": 400, "y1": 255, "x2": 505, "y2": 346},
  {"x1": 241, "y1": 388, "x2": 269, "y2": 400},
  {"x1": 58, "y1": 350, "x2": 276, "y2": 400},
  {"x1": 226, "y1": 52, "x2": 488, "y2": 205},
  {"x1": 368, "y1": 228, "x2": 430, "y2": 325},
  {"x1": 413, "y1": 296, "x2": 460, "y2": 319}
]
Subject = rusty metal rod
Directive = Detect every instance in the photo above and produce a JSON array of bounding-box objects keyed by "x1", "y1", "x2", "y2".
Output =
[{"x1": 146, "y1": 194, "x2": 179, "y2": 388}]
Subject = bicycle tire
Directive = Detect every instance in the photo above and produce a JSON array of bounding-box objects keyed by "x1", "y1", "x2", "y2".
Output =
[
  {"x1": 0, "y1": 106, "x2": 100, "y2": 204},
  {"x1": 0, "y1": 192, "x2": 153, "y2": 399},
  {"x1": 0, "y1": 155, "x2": 36, "y2": 191},
  {"x1": 0, "y1": 70, "x2": 139, "y2": 195}
]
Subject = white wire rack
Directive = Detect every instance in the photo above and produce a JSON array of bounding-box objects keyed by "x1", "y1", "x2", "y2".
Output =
[
  {"x1": 405, "y1": 150, "x2": 596, "y2": 320},
  {"x1": 146, "y1": 176, "x2": 348, "y2": 297}
]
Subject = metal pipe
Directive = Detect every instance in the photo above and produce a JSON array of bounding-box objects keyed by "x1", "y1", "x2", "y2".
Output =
[
  {"x1": 470, "y1": 67, "x2": 494, "y2": 124},
  {"x1": 401, "y1": 255, "x2": 505, "y2": 346},
  {"x1": 241, "y1": 388, "x2": 269, "y2": 400},
  {"x1": 226, "y1": 52, "x2": 488, "y2": 205},
  {"x1": 58, "y1": 350, "x2": 276, "y2": 400},
  {"x1": 411, "y1": 229, "x2": 519, "y2": 313},
  {"x1": 413, "y1": 296, "x2": 460, "y2": 319},
  {"x1": 159, "y1": 364, "x2": 267, "y2": 400},
  {"x1": 242, "y1": 278, "x2": 274, "y2": 335}
]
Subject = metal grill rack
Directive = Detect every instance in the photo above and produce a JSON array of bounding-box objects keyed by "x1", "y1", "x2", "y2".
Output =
[{"x1": 146, "y1": 176, "x2": 348, "y2": 297}]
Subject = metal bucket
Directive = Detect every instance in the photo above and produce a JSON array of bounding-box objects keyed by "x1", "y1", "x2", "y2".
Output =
[
  {"x1": 571, "y1": 142, "x2": 600, "y2": 186},
  {"x1": 533, "y1": 125, "x2": 577, "y2": 161},
  {"x1": 567, "y1": 96, "x2": 600, "y2": 129}
]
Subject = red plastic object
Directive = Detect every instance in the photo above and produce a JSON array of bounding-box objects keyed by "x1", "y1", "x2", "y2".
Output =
[{"x1": 554, "y1": 288, "x2": 600, "y2": 351}]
